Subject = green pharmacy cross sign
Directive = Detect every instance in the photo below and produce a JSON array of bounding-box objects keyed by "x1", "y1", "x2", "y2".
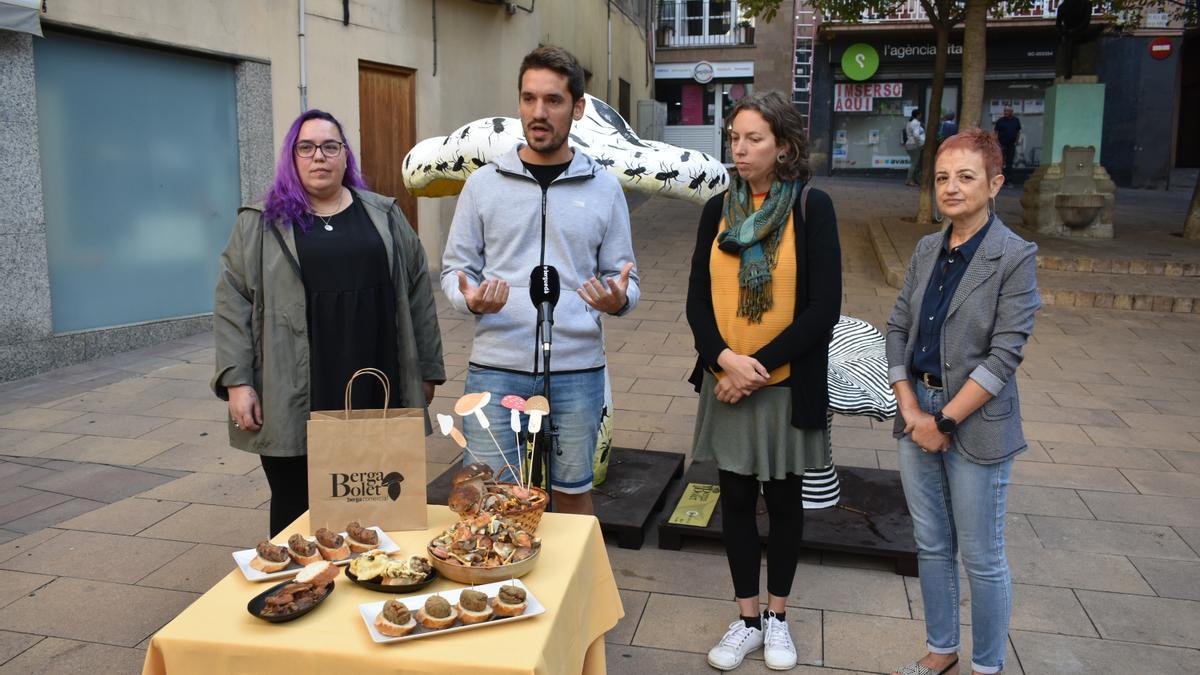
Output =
[{"x1": 842, "y1": 43, "x2": 880, "y2": 81}]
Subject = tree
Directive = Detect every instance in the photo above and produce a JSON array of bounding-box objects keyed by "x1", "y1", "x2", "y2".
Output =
[
  {"x1": 959, "y1": 0, "x2": 988, "y2": 129},
  {"x1": 743, "y1": 0, "x2": 961, "y2": 223}
]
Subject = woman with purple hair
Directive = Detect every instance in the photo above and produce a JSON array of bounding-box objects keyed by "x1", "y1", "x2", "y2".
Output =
[{"x1": 212, "y1": 110, "x2": 445, "y2": 536}]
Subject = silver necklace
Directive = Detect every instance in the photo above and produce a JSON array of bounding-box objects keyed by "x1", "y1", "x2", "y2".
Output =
[{"x1": 311, "y1": 191, "x2": 345, "y2": 232}]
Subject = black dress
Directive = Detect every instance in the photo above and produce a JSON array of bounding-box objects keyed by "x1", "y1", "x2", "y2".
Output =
[{"x1": 294, "y1": 194, "x2": 401, "y2": 413}]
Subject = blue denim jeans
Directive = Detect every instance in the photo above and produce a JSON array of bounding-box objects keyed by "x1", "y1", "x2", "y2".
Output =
[
  {"x1": 463, "y1": 365, "x2": 605, "y2": 494},
  {"x1": 898, "y1": 381, "x2": 1013, "y2": 674}
]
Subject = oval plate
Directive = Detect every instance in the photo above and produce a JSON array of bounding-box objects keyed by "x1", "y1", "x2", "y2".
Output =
[
  {"x1": 344, "y1": 566, "x2": 438, "y2": 593},
  {"x1": 247, "y1": 579, "x2": 335, "y2": 623}
]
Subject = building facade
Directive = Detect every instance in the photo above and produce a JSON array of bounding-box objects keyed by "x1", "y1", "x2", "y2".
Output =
[
  {"x1": 651, "y1": 0, "x2": 798, "y2": 161},
  {"x1": 0, "y1": 0, "x2": 653, "y2": 381},
  {"x1": 808, "y1": 1, "x2": 1188, "y2": 189}
]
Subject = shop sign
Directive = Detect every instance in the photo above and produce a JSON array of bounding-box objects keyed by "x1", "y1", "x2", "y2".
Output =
[
  {"x1": 872, "y1": 156, "x2": 911, "y2": 168},
  {"x1": 833, "y1": 39, "x2": 1054, "y2": 67},
  {"x1": 834, "y1": 96, "x2": 872, "y2": 112},
  {"x1": 841, "y1": 43, "x2": 880, "y2": 81},
  {"x1": 654, "y1": 61, "x2": 754, "y2": 80},
  {"x1": 834, "y1": 82, "x2": 903, "y2": 112},
  {"x1": 881, "y1": 42, "x2": 963, "y2": 61},
  {"x1": 693, "y1": 61, "x2": 715, "y2": 84},
  {"x1": 1150, "y1": 37, "x2": 1173, "y2": 60},
  {"x1": 836, "y1": 83, "x2": 903, "y2": 98}
]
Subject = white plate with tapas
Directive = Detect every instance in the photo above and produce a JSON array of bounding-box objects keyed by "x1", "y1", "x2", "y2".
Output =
[
  {"x1": 233, "y1": 527, "x2": 399, "y2": 582},
  {"x1": 357, "y1": 578, "x2": 544, "y2": 643}
]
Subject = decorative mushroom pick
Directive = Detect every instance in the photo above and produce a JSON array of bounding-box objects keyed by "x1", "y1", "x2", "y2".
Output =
[
  {"x1": 436, "y1": 413, "x2": 483, "y2": 465},
  {"x1": 525, "y1": 396, "x2": 550, "y2": 434},
  {"x1": 455, "y1": 392, "x2": 492, "y2": 429},
  {"x1": 454, "y1": 392, "x2": 518, "y2": 487},
  {"x1": 500, "y1": 395, "x2": 528, "y2": 489}
]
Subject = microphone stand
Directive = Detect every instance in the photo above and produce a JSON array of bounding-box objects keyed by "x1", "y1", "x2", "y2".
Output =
[{"x1": 534, "y1": 307, "x2": 557, "y2": 513}]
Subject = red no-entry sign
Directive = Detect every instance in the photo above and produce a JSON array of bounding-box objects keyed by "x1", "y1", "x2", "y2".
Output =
[{"x1": 1150, "y1": 37, "x2": 1173, "y2": 60}]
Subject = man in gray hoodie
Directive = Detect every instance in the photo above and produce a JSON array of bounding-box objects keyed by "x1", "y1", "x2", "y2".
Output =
[{"x1": 441, "y1": 46, "x2": 639, "y2": 515}]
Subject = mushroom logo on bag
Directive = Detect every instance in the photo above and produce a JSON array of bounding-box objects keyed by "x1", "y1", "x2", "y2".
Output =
[{"x1": 382, "y1": 471, "x2": 405, "y2": 501}]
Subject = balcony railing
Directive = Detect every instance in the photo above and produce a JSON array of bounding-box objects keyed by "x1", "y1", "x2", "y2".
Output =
[
  {"x1": 834, "y1": 0, "x2": 1108, "y2": 24},
  {"x1": 657, "y1": 0, "x2": 755, "y2": 47}
]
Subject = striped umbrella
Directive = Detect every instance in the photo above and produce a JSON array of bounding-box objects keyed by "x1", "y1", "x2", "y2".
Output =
[
  {"x1": 803, "y1": 315, "x2": 898, "y2": 509},
  {"x1": 827, "y1": 315, "x2": 897, "y2": 421}
]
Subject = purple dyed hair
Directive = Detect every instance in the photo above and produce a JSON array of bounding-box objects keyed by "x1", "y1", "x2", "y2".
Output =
[{"x1": 262, "y1": 109, "x2": 368, "y2": 231}]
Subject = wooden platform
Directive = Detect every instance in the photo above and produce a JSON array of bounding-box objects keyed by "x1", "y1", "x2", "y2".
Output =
[
  {"x1": 656, "y1": 463, "x2": 918, "y2": 576},
  {"x1": 426, "y1": 447, "x2": 684, "y2": 550}
]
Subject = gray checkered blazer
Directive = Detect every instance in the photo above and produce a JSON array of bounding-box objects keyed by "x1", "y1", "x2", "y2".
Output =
[{"x1": 885, "y1": 217, "x2": 1041, "y2": 464}]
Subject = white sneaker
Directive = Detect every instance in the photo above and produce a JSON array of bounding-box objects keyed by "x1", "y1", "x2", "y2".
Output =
[
  {"x1": 763, "y1": 612, "x2": 798, "y2": 670},
  {"x1": 706, "y1": 619, "x2": 764, "y2": 671}
]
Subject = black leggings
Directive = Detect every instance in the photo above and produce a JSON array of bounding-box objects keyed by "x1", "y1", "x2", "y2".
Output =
[
  {"x1": 719, "y1": 469, "x2": 806, "y2": 599},
  {"x1": 260, "y1": 455, "x2": 309, "y2": 537}
]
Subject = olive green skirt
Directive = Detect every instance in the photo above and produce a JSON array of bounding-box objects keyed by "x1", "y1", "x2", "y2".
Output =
[{"x1": 692, "y1": 371, "x2": 830, "y2": 481}]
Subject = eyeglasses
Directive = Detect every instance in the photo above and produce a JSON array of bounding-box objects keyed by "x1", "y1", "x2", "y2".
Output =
[{"x1": 294, "y1": 141, "x2": 345, "y2": 158}]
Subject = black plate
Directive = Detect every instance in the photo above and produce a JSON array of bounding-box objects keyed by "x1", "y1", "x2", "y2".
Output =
[
  {"x1": 344, "y1": 566, "x2": 438, "y2": 593},
  {"x1": 247, "y1": 579, "x2": 335, "y2": 623}
]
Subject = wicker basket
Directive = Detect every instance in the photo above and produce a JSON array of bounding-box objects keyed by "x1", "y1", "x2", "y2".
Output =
[{"x1": 459, "y1": 483, "x2": 548, "y2": 533}]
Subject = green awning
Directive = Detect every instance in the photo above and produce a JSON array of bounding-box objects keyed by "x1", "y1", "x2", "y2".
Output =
[{"x1": 0, "y1": 0, "x2": 41, "y2": 37}]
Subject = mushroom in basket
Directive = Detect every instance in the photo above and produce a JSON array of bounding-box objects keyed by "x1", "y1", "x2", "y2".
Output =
[
  {"x1": 429, "y1": 513, "x2": 539, "y2": 567},
  {"x1": 447, "y1": 462, "x2": 545, "y2": 518}
]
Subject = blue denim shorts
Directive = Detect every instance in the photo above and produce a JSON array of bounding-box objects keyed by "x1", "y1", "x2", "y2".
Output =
[{"x1": 462, "y1": 365, "x2": 605, "y2": 494}]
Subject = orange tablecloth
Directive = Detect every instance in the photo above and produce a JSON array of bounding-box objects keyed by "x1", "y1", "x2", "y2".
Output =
[{"x1": 143, "y1": 506, "x2": 623, "y2": 674}]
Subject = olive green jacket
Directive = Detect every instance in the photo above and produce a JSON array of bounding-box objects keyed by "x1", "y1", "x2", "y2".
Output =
[{"x1": 211, "y1": 189, "x2": 445, "y2": 457}]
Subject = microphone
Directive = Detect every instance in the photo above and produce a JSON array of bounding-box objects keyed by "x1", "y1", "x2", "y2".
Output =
[{"x1": 529, "y1": 265, "x2": 560, "y2": 352}]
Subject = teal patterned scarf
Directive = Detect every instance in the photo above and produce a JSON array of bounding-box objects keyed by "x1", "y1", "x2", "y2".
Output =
[{"x1": 717, "y1": 176, "x2": 800, "y2": 323}]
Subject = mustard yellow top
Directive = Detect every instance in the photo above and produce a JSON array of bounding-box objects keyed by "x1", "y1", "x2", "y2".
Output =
[{"x1": 710, "y1": 195, "x2": 796, "y2": 384}]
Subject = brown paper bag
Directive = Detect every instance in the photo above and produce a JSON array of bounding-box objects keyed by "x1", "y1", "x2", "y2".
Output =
[{"x1": 306, "y1": 368, "x2": 427, "y2": 532}]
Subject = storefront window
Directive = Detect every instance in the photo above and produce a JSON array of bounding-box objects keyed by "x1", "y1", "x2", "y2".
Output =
[
  {"x1": 831, "y1": 81, "x2": 920, "y2": 170},
  {"x1": 984, "y1": 80, "x2": 1051, "y2": 168},
  {"x1": 659, "y1": 80, "x2": 711, "y2": 125}
]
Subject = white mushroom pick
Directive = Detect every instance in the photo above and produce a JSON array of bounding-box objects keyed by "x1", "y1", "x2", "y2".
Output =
[
  {"x1": 525, "y1": 396, "x2": 550, "y2": 434},
  {"x1": 436, "y1": 413, "x2": 468, "y2": 449},
  {"x1": 455, "y1": 392, "x2": 492, "y2": 430},
  {"x1": 500, "y1": 395, "x2": 528, "y2": 488}
]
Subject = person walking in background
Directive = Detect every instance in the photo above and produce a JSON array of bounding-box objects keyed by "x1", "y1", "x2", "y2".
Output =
[
  {"x1": 938, "y1": 111, "x2": 958, "y2": 143},
  {"x1": 213, "y1": 109, "x2": 445, "y2": 537},
  {"x1": 905, "y1": 109, "x2": 926, "y2": 187},
  {"x1": 993, "y1": 106, "x2": 1021, "y2": 187},
  {"x1": 687, "y1": 91, "x2": 841, "y2": 672},
  {"x1": 886, "y1": 128, "x2": 1040, "y2": 675}
]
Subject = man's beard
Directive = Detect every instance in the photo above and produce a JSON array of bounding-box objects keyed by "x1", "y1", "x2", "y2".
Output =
[{"x1": 524, "y1": 122, "x2": 569, "y2": 156}]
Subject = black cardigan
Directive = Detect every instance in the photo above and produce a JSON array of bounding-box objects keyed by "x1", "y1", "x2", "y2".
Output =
[{"x1": 685, "y1": 187, "x2": 842, "y2": 430}]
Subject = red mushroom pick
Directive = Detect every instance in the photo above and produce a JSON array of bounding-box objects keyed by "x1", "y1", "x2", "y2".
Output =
[{"x1": 500, "y1": 395, "x2": 526, "y2": 412}]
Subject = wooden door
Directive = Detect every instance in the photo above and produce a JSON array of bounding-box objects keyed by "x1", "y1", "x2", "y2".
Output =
[{"x1": 358, "y1": 61, "x2": 418, "y2": 230}]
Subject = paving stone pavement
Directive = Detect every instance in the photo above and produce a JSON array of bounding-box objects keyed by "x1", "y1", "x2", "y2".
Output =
[{"x1": 0, "y1": 177, "x2": 1198, "y2": 673}]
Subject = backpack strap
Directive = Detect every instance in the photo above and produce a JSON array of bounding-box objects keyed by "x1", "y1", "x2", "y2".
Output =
[
  {"x1": 799, "y1": 182, "x2": 813, "y2": 225},
  {"x1": 269, "y1": 221, "x2": 302, "y2": 278}
]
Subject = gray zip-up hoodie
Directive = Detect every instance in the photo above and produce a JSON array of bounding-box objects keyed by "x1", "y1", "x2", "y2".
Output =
[{"x1": 441, "y1": 146, "x2": 639, "y2": 373}]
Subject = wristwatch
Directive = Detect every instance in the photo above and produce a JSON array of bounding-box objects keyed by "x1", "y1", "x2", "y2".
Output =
[{"x1": 934, "y1": 411, "x2": 958, "y2": 435}]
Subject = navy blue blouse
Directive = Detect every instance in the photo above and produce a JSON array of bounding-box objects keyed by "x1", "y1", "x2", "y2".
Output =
[{"x1": 912, "y1": 217, "x2": 993, "y2": 378}]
